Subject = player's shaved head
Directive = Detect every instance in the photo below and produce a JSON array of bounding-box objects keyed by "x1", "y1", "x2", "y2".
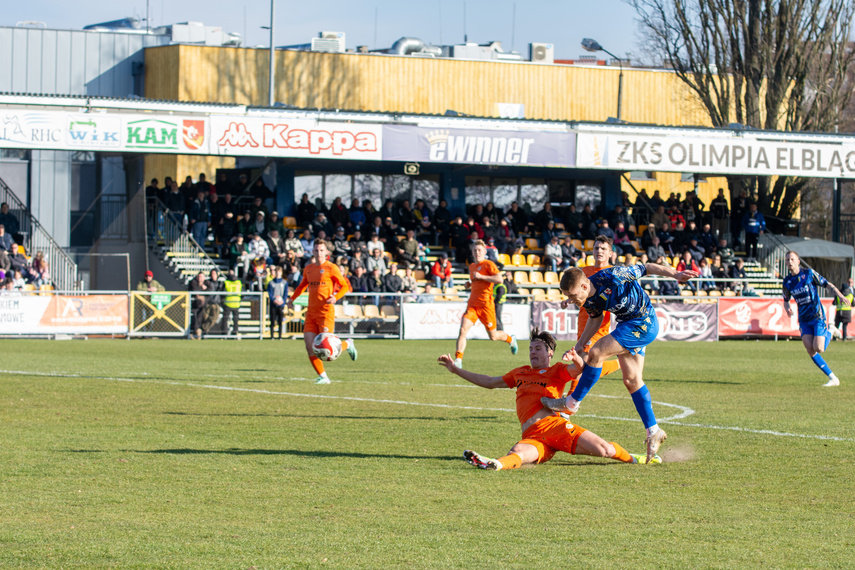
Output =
[{"x1": 560, "y1": 267, "x2": 587, "y2": 293}]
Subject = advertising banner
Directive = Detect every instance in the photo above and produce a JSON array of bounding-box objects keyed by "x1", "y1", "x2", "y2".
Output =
[
  {"x1": 0, "y1": 110, "x2": 209, "y2": 154},
  {"x1": 532, "y1": 301, "x2": 717, "y2": 342},
  {"x1": 401, "y1": 302, "x2": 530, "y2": 340},
  {"x1": 210, "y1": 116, "x2": 383, "y2": 160},
  {"x1": 718, "y1": 298, "x2": 834, "y2": 336},
  {"x1": 0, "y1": 294, "x2": 129, "y2": 335},
  {"x1": 383, "y1": 125, "x2": 575, "y2": 167},
  {"x1": 576, "y1": 131, "x2": 855, "y2": 179}
]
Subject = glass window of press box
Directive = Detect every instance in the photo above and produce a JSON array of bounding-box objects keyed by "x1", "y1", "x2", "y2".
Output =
[
  {"x1": 295, "y1": 172, "x2": 440, "y2": 210},
  {"x1": 464, "y1": 176, "x2": 601, "y2": 215}
]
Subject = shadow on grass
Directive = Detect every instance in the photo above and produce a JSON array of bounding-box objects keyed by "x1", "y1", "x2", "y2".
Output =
[
  {"x1": 162, "y1": 412, "x2": 505, "y2": 422},
  {"x1": 646, "y1": 376, "x2": 745, "y2": 385},
  {"x1": 63, "y1": 448, "x2": 459, "y2": 461}
]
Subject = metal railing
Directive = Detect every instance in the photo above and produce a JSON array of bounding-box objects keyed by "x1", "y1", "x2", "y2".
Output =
[
  {"x1": 0, "y1": 175, "x2": 79, "y2": 291},
  {"x1": 146, "y1": 198, "x2": 221, "y2": 280}
]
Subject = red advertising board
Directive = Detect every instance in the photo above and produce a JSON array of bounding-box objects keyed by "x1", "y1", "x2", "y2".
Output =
[{"x1": 718, "y1": 298, "x2": 834, "y2": 336}]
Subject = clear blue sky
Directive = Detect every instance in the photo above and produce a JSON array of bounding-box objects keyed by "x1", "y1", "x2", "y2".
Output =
[{"x1": 4, "y1": 0, "x2": 641, "y2": 61}]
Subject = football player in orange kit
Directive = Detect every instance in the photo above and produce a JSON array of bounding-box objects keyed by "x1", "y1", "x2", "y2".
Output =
[
  {"x1": 287, "y1": 240, "x2": 356, "y2": 384},
  {"x1": 454, "y1": 240, "x2": 518, "y2": 367},
  {"x1": 438, "y1": 328, "x2": 659, "y2": 470},
  {"x1": 566, "y1": 235, "x2": 621, "y2": 377}
]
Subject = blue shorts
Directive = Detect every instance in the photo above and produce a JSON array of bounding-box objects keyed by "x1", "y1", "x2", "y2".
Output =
[
  {"x1": 611, "y1": 308, "x2": 659, "y2": 357},
  {"x1": 799, "y1": 318, "x2": 828, "y2": 338}
]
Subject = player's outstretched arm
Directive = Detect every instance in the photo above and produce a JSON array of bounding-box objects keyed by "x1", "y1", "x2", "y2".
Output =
[
  {"x1": 645, "y1": 262, "x2": 699, "y2": 283},
  {"x1": 562, "y1": 348, "x2": 586, "y2": 376},
  {"x1": 437, "y1": 354, "x2": 506, "y2": 389},
  {"x1": 573, "y1": 314, "x2": 603, "y2": 355},
  {"x1": 828, "y1": 283, "x2": 852, "y2": 308}
]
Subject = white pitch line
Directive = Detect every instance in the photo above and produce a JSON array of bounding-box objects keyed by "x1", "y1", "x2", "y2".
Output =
[{"x1": 2, "y1": 368, "x2": 853, "y2": 443}]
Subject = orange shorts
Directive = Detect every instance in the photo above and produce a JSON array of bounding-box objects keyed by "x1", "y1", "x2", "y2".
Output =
[
  {"x1": 304, "y1": 310, "x2": 335, "y2": 335},
  {"x1": 518, "y1": 415, "x2": 587, "y2": 464},
  {"x1": 463, "y1": 304, "x2": 497, "y2": 331}
]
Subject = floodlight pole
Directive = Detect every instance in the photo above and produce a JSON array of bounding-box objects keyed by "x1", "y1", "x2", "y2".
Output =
[
  {"x1": 582, "y1": 38, "x2": 624, "y2": 121},
  {"x1": 268, "y1": 0, "x2": 276, "y2": 107}
]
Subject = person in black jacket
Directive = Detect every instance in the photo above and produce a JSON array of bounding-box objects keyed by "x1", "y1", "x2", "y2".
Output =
[{"x1": 295, "y1": 193, "x2": 316, "y2": 228}]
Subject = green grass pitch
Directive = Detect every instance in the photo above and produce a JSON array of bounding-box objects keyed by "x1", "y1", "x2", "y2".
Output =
[{"x1": 1, "y1": 338, "x2": 854, "y2": 568}]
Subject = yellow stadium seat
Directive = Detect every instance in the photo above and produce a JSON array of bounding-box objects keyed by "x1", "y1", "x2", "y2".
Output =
[
  {"x1": 528, "y1": 271, "x2": 544, "y2": 284},
  {"x1": 544, "y1": 271, "x2": 559, "y2": 284},
  {"x1": 363, "y1": 304, "x2": 381, "y2": 318},
  {"x1": 546, "y1": 288, "x2": 563, "y2": 300},
  {"x1": 526, "y1": 254, "x2": 541, "y2": 267},
  {"x1": 513, "y1": 271, "x2": 529, "y2": 284},
  {"x1": 533, "y1": 289, "x2": 548, "y2": 301},
  {"x1": 571, "y1": 239, "x2": 583, "y2": 250},
  {"x1": 498, "y1": 253, "x2": 511, "y2": 266},
  {"x1": 380, "y1": 305, "x2": 398, "y2": 318},
  {"x1": 584, "y1": 240, "x2": 595, "y2": 251},
  {"x1": 511, "y1": 253, "x2": 526, "y2": 266}
]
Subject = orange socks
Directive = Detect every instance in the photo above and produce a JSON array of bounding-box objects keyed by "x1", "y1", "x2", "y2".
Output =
[
  {"x1": 455, "y1": 351, "x2": 464, "y2": 360},
  {"x1": 504, "y1": 334, "x2": 513, "y2": 344},
  {"x1": 609, "y1": 442, "x2": 633, "y2": 463},
  {"x1": 310, "y1": 356, "x2": 325, "y2": 375},
  {"x1": 341, "y1": 340, "x2": 350, "y2": 352},
  {"x1": 496, "y1": 453, "x2": 522, "y2": 470},
  {"x1": 601, "y1": 360, "x2": 621, "y2": 377}
]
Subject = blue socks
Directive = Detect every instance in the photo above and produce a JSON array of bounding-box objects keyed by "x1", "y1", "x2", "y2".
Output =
[
  {"x1": 630, "y1": 385, "x2": 657, "y2": 429},
  {"x1": 570, "y1": 365, "x2": 602, "y2": 402},
  {"x1": 811, "y1": 353, "x2": 833, "y2": 377}
]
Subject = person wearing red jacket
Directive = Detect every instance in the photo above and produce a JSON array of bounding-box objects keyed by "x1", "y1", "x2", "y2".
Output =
[{"x1": 431, "y1": 253, "x2": 453, "y2": 293}]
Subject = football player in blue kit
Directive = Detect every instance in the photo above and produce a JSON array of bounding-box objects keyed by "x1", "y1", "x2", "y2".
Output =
[
  {"x1": 782, "y1": 251, "x2": 850, "y2": 387},
  {"x1": 542, "y1": 262, "x2": 698, "y2": 462}
]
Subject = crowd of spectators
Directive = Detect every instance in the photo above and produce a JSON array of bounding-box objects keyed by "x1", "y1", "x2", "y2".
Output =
[{"x1": 0, "y1": 203, "x2": 52, "y2": 291}]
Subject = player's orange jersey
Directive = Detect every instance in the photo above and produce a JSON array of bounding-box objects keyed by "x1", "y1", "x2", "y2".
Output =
[
  {"x1": 290, "y1": 261, "x2": 351, "y2": 316},
  {"x1": 468, "y1": 260, "x2": 500, "y2": 308},
  {"x1": 577, "y1": 264, "x2": 612, "y2": 347},
  {"x1": 502, "y1": 363, "x2": 579, "y2": 425}
]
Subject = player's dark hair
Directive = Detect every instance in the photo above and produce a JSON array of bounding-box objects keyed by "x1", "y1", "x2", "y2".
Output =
[
  {"x1": 530, "y1": 327, "x2": 556, "y2": 353},
  {"x1": 594, "y1": 234, "x2": 614, "y2": 247}
]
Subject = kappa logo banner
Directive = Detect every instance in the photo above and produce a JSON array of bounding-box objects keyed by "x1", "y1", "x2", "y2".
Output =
[
  {"x1": 383, "y1": 125, "x2": 575, "y2": 167},
  {"x1": 577, "y1": 131, "x2": 855, "y2": 179},
  {"x1": 211, "y1": 117, "x2": 382, "y2": 160}
]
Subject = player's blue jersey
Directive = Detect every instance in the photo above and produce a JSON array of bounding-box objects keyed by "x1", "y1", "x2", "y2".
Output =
[
  {"x1": 782, "y1": 268, "x2": 828, "y2": 324},
  {"x1": 583, "y1": 264, "x2": 652, "y2": 323}
]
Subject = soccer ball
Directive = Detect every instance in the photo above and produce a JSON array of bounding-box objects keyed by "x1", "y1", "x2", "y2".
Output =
[{"x1": 312, "y1": 333, "x2": 342, "y2": 361}]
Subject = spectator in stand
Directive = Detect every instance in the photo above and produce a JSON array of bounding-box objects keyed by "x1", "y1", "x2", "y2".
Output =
[
  {"x1": 0, "y1": 224, "x2": 13, "y2": 253},
  {"x1": 366, "y1": 216, "x2": 383, "y2": 241},
  {"x1": 0, "y1": 203, "x2": 20, "y2": 243},
  {"x1": 417, "y1": 282, "x2": 437, "y2": 302},
  {"x1": 687, "y1": 238, "x2": 706, "y2": 264},
  {"x1": 731, "y1": 189, "x2": 750, "y2": 248},
  {"x1": 235, "y1": 173, "x2": 250, "y2": 196},
  {"x1": 432, "y1": 253, "x2": 453, "y2": 293},
  {"x1": 539, "y1": 220, "x2": 559, "y2": 247},
  {"x1": 367, "y1": 247, "x2": 388, "y2": 275},
  {"x1": 666, "y1": 191, "x2": 680, "y2": 209},
  {"x1": 295, "y1": 193, "x2": 317, "y2": 228},
  {"x1": 283, "y1": 249, "x2": 302, "y2": 288},
  {"x1": 401, "y1": 265, "x2": 418, "y2": 293},
  {"x1": 543, "y1": 235, "x2": 563, "y2": 272},
  {"x1": 331, "y1": 226, "x2": 351, "y2": 259},
  {"x1": 560, "y1": 236, "x2": 582, "y2": 269},
  {"x1": 248, "y1": 232, "x2": 271, "y2": 264},
  {"x1": 346, "y1": 229, "x2": 365, "y2": 255},
  {"x1": 362, "y1": 200, "x2": 378, "y2": 226},
  {"x1": 299, "y1": 229, "x2": 315, "y2": 263},
  {"x1": 381, "y1": 216, "x2": 404, "y2": 245},
  {"x1": 681, "y1": 190, "x2": 701, "y2": 225},
  {"x1": 658, "y1": 275, "x2": 681, "y2": 297},
  {"x1": 649, "y1": 190, "x2": 665, "y2": 212},
  {"x1": 483, "y1": 202, "x2": 500, "y2": 227},
  {"x1": 208, "y1": 193, "x2": 223, "y2": 232},
  {"x1": 145, "y1": 178, "x2": 163, "y2": 202},
  {"x1": 613, "y1": 222, "x2": 635, "y2": 255},
  {"x1": 193, "y1": 173, "x2": 213, "y2": 196},
  {"x1": 633, "y1": 188, "x2": 652, "y2": 225},
  {"x1": 383, "y1": 261, "x2": 403, "y2": 295},
  {"x1": 283, "y1": 229, "x2": 304, "y2": 258},
  {"x1": 250, "y1": 177, "x2": 273, "y2": 205},
  {"x1": 481, "y1": 216, "x2": 501, "y2": 245},
  {"x1": 398, "y1": 229, "x2": 422, "y2": 268},
  {"x1": 348, "y1": 249, "x2": 366, "y2": 274},
  {"x1": 8, "y1": 244, "x2": 28, "y2": 277},
  {"x1": 711, "y1": 188, "x2": 729, "y2": 238},
  {"x1": 647, "y1": 236, "x2": 666, "y2": 263},
  {"x1": 0, "y1": 248, "x2": 9, "y2": 274},
  {"x1": 367, "y1": 267, "x2": 385, "y2": 305},
  {"x1": 179, "y1": 175, "x2": 195, "y2": 211},
  {"x1": 366, "y1": 233, "x2": 385, "y2": 256},
  {"x1": 506, "y1": 201, "x2": 529, "y2": 236},
  {"x1": 711, "y1": 254, "x2": 727, "y2": 291},
  {"x1": 684, "y1": 220, "x2": 700, "y2": 243},
  {"x1": 697, "y1": 258, "x2": 715, "y2": 292},
  {"x1": 378, "y1": 199, "x2": 398, "y2": 225},
  {"x1": 484, "y1": 237, "x2": 500, "y2": 264},
  {"x1": 728, "y1": 257, "x2": 749, "y2": 293},
  {"x1": 650, "y1": 205, "x2": 669, "y2": 236},
  {"x1": 328, "y1": 197, "x2": 350, "y2": 230},
  {"x1": 463, "y1": 216, "x2": 484, "y2": 240},
  {"x1": 668, "y1": 204, "x2": 686, "y2": 230},
  {"x1": 698, "y1": 223, "x2": 717, "y2": 256},
  {"x1": 717, "y1": 238, "x2": 734, "y2": 265},
  {"x1": 266, "y1": 211, "x2": 285, "y2": 237},
  {"x1": 236, "y1": 210, "x2": 253, "y2": 238},
  {"x1": 164, "y1": 181, "x2": 185, "y2": 225},
  {"x1": 349, "y1": 198, "x2": 366, "y2": 231},
  {"x1": 742, "y1": 202, "x2": 766, "y2": 258},
  {"x1": 252, "y1": 210, "x2": 268, "y2": 237},
  {"x1": 494, "y1": 218, "x2": 516, "y2": 255},
  {"x1": 450, "y1": 217, "x2": 471, "y2": 263},
  {"x1": 188, "y1": 191, "x2": 210, "y2": 245},
  {"x1": 596, "y1": 219, "x2": 615, "y2": 241},
  {"x1": 229, "y1": 235, "x2": 250, "y2": 276},
  {"x1": 219, "y1": 192, "x2": 238, "y2": 219},
  {"x1": 349, "y1": 265, "x2": 369, "y2": 296},
  {"x1": 188, "y1": 272, "x2": 210, "y2": 339},
  {"x1": 581, "y1": 204, "x2": 597, "y2": 239},
  {"x1": 671, "y1": 221, "x2": 688, "y2": 252},
  {"x1": 414, "y1": 199, "x2": 433, "y2": 226},
  {"x1": 534, "y1": 202, "x2": 555, "y2": 235},
  {"x1": 565, "y1": 204, "x2": 584, "y2": 239},
  {"x1": 397, "y1": 200, "x2": 417, "y2": 232},
  {"x1": 136, "y1": 269, "x2": 164, "y2": 293},
  {"x1": 30, "y1": 251, "x2": 50, "y2": 287},
  {"x1": 433, "y1": 199, "x2": 452, "y2": 245},
  {"x1": 11, "y1": 269, "x2": 26, "y2": 290},
  {"x1": 657, "y1": 222, "x2": 675, "y2": 256},
  {"x1": 266, "y1": 229, "x2": 287, "y2": 266},
  {"x1": 608, "y1": 204, "x2": 631, "y2": 230},
  {"x1": 267, "y1": 266, "x2": 288, "y2": 340}
]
